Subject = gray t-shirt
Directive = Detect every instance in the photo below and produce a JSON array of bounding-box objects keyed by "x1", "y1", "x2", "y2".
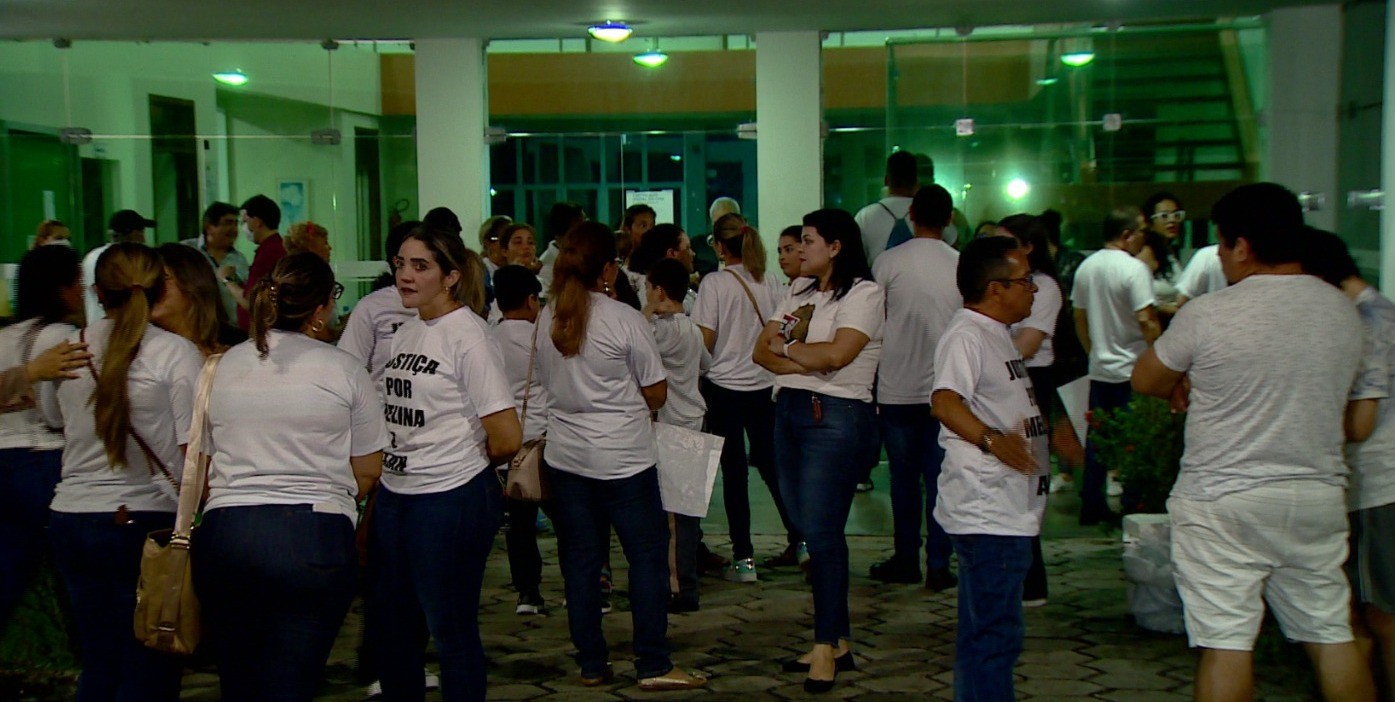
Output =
[{"x1": 1155, "y1": 274, "x2": 1363, "y2": 501}]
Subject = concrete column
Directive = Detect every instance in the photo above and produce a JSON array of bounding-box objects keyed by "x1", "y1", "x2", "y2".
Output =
[
  {"x1": 1264, "y1": 5, "x2": 1342, "y2": 231},
  {"x1": 755, "y1": 31, "x2": 823, "y2": 245},
  {"x1": 1384, "y1": 0, "x2": 1395, "y2": 292},
  {"x1": 414, "y1": 38, "x2": 489, "y2": 233}
]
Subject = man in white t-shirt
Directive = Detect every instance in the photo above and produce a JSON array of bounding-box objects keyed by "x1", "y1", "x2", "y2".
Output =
[
  {"x1": 855, "y1": 152, "x2": 919, "y2": 266},
  {"x1": 868, "y1": 184, "x2": 962, "y2": 591},
  {"x1": 931, "y1": 236, "x2": 1049, "y2": 702},
  {"x1": 82, "y1": 210, "x2": 154, "y2": 325},
  {"x1": 1070, "y1": 207, "x2": 1160, "y2": 526},
  {"x1": 1175, "y1": 243, "x2": 1228, "y2": 305},
  {"x1": 1133, "y1": 184, "x2": 1375, "y2": 702}
]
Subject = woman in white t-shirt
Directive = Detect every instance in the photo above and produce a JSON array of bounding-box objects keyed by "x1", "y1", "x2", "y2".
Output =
[
  {"x1": 754, "y1": 209, "x2": 884, "y2": 692},
  {"x1": 693, "y1": 215, "x2": 800, "y2": 577},
  {"x1": 371, "y1": 226, "x2": 521, "y2": 701},
  {"x1": 536, "y1": 222, "x2": 706, "y2": 691},
  {"x1": 0, "y1": 245, "x2": 83, "y2": 631},
  {"x1": 43, "y1": 243, "x2": 202, "y2": 702},
  {"x1": 192, "y1": 253, "x2": 387, "y2": 701}
]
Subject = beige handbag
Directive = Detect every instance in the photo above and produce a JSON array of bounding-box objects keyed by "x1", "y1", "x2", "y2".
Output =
[
  {"x1": 133, "y1": 353, "x2": 223, "y2": 655},
  {"x1": 505, "y1": 317, "x2": 550, "y2": 502}
]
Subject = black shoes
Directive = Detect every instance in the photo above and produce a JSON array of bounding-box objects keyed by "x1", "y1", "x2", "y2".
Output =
[
  {"x1": 868, "y1": 558, "x2": 922, "y2": 584},
  {"x1": 780, "y1": 652, "x2": 856, "y2": 673},
  {"x1": 667, "y1": 596, "x2": 700, "y2": 614},
  {"x1": 925, "y1": 567, "x2": 959, "y2": 593}
]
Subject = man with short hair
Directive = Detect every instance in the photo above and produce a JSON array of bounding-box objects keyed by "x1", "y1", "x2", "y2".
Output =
[
  {"x1": 82, "y1": 209, "x2": 155, "y2": 324},
  {"x1": 1133, "y1": 183, "x2": 1375, "y2": 702},
  {"x1": 1070, "y1": 206, "x2": 1160, "y2": 525},
  {"x1": 182, "y1": 201, "x2": 249, "y2": 321},
  {"x1": 868, "y1": 184, "x2": 962, "y2": 591},
  {"x1": 855, "y1": 152, "x2": 920, "y2": 265},
  {"x1": 229, "y1": 194, "x2": 285, "y2": 330},
  {"x1": 1175, "y1": 243, "x2": 1228, "y2": 306},
  {"x1": 932, "y1": 235, "x2": 1049, "y2": 702}
]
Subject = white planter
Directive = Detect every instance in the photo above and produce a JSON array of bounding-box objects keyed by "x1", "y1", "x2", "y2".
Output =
[{"x1": 1121, "y1": 513, "x2": 1186, "y2": 634}]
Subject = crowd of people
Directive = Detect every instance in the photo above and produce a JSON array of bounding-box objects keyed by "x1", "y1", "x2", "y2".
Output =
[{"x1": 0, "y1": 156, "x2": 1390, "y2": 702}]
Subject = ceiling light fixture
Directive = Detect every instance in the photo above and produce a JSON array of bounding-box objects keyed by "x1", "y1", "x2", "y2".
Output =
[
  {"x1": 1060, "y1": 37, "x2": 1095, "y2": 67},
  {"x1": 1036, "y1": 77, "x2": 1059, "y2": 86},
  {"x1": 212, "y1": 69, "x2": 249, "y2": 86},
  {"x1": 588, "y1": 21, "x2": 633, "y2": 43},
  {"x1": 633, "y1": 50, "x2": 668, "y2": 68}
]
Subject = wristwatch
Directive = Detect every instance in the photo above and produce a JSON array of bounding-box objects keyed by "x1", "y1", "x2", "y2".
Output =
[{"x1": 979, "y1": 428, "x2": 1003, "y2": 453}]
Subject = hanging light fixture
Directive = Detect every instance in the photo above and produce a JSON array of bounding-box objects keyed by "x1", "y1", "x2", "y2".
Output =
[
  {"x1": 633, "y1": 38, "x2": 667, "y2": 68},
  {"x1": 212, "y1": 69, "x2": 249, "y2": 86},
  {"x1": 1060, "y1": 36, "x2": 1094, "y2": 67},
  {"x1": 588, "y1": 21, "x2": 633, "y2": 43}
]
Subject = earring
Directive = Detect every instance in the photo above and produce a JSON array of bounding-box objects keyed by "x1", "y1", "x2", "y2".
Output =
[
  {"x1": 311, "y1": 319, "x2": 325, "y2": 333},
  {"x1": 603, "y1": 282, "x2": 613, "y2": 294}
]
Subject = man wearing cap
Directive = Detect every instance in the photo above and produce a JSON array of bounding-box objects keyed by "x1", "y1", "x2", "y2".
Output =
[{"x1": 82, "y1": 209, "x2": 154, "y2": 324}]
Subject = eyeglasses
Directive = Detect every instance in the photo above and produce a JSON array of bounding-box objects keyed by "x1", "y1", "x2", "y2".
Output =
[
  {"x1": 994, "y1": 276, "x2": 1038, "y2": 290},
  {"x1": 1151, "y1": 210, "x2": 1186, "y2": 223},
  {"x1": 331, "y1": 282, "x2": 344, "y2": 300}
]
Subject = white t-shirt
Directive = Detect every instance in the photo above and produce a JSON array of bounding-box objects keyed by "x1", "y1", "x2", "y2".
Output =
[
  {"x1": 855, "y1": 196, "x2": 912, "y2": 265},
  {"x1": 0, "y1": 319, "x2": 77, "y2": 450},
  {"x1": 1153, "y1": 258, "x2": 1185, "y2": 309},
  {"x1": 536, "y1": 293, "x2": 666, "y2": 480},
  {"x1": 492, "y1": 319, "x2": 550, "y2": 442},
  {"x1": 691, "y1": 265, "x2": 780, "y2": 392},
  {"x1": 1176, "y1": 245, "x2": 1228, "y2": 300},
  {"x1": 1071, "y1": 249, "x2": 1156, "y2": 383},
  {"x1": 338, "y1": 286, "x2": 419, "y2": 386},
  {"x1": 380, "y1": 306, "x2": 516, "y2": 495},
  {"x1": 204, "y1": 332, "x2": 388, "y2": 521},
  {"x1": 652, "y1": 313, "x2": 710, "y2": 431},
  {"x1": 44, "y1": 320, "x2": 203, "y2": 514},
  {"x1": 81, "y1": 243, "x2": 111, "y2": 326},
  {"x1": 1010, "y1": 271, "x2": 1062, "y2": 369},
  {"x1": 932, "y1": 308, "x2": 1050, "y2": 537},
  {"x1": 1344, "y1": 287, "x2": 1395, "y2": 511},
  {"x1": 1154, "y1": 275, "x2": 1362, "y2": 501},
  {"x1": 770, "y1": 279, "x2": 884, "y2": 402},
  {"x1": 537, "y1": 241, "x2": 561, "y2": 295},
  {"x1": 871, "y1": 238, "x2": 961, "y2": 404}
]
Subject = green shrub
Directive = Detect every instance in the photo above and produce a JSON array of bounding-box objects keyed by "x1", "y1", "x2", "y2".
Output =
[
  {"x1": 0, "y1": 555, "x2": 79, "y2": 672},
  {"x1": 1089, "y1": 395, "x2": 1185, "y2": 514}
]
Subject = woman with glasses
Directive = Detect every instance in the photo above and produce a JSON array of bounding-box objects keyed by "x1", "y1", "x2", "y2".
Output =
[
  {"x1": 195, "y1": 253, "x2": 384, "y2": 701},
  {"x1": 370, "y1": 225, "x2": 522, "y2": 701},
  {"x1": 754, "y1": 209, "x2": 883, "y2": 693},
  {"x1": 1140, "y1": 193, "x2": 1187, "y2": 321}
]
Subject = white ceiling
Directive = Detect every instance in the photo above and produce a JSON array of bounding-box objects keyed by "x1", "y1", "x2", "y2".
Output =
[{"x1": 0, "y1": 0, "x2": 1321, "y2": 41}]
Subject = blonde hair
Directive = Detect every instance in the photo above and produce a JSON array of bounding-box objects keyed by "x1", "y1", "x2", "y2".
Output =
[
  {"x1": 549, "y1": 222, "x2": 616, "y2": 357},
  {"x1": 250, "y1": 253, "x2": 336, "y2": 358},
  {"x1": 713, "y1": 213, "x2": 767, "y2": 283},
  {"x1": 285, "y1": 221, "x2": 329, "y2": 257},
  {"x1": 34, "y1": 219, "x2": 69, "y2": 249},
  {"x1": 479, "y1": 215, "x2": 512, "y2": 251},
  {"x1": 156, "y1": 243, "x2": 227, "y2": 356},
  {"x1": 91, "y1": 243, "x2": 165, "y2": 469}
]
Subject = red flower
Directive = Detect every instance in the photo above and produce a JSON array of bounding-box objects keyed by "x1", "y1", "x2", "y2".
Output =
[{"x1": 1124, "y1": 444, "x2": 1136, "y2": 453}]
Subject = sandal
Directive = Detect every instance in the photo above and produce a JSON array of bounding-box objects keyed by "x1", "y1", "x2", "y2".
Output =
[
  {"x1": 579, "y1": 664, "x2": 614, "y2": 687},
  {"x1": 638, "y1": 669, "x2": 708, "y2": 691}
]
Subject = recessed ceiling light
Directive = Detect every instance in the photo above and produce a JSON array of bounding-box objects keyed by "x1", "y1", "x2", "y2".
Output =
[
  {"x1": 588, "y1": 21, "x2": 633, "y2": 43},
  {"x1": 212, "y1": 69, "x2": 249, "y2": 86},
  {"x1": 633, "y1": 50, "x2": 668, "y2": 68}
]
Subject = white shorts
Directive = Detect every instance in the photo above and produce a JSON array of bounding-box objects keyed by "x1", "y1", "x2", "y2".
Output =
[{"x1": 1169, "y1": 482, "x2": 1353, "y2": 651}]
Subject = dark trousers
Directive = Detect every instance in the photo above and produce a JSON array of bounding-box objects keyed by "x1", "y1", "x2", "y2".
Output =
[
  {"x1": 951, "y1": 534, "x2": 1033, "y2": 702},
  {"x1": 0, "y1": 448, "x2": 62, "y2": 628},
  {"x1": 774, "y1": 389, "x2": 876, "y2": 644},
  {"x1": 549, "y1": 466, "x2": 672, "y2": 679},
  {"x1": 878, "y1": 404, "x2": 952, "y2": 570},
  {"x1": 668, "y1": 513, "x2": 701, "y2": 603},
  {"x1": 1083, "y1": 380, "x2": 1134, "y2": 521},
  {"x1": 49, "y1": 509, "x2": 183, "y2": 702},
  {"x1": 371, "y1": 472, "x2": 502, "y2": 702},
  {"x1": 505, "y1": 496, "x2": 553, "y2": 597},
  {"x1": 194, "y1": 505, "x2": 358, "y2": 702},
  {"x1": 1024, "y1": 367, "x2": 1056, "y2": 601},
  {"x1": 701, "y1": 380, "x2": 796, "y2": 558}
]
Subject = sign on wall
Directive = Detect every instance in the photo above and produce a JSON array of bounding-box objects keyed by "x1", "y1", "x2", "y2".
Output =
[{"x1": 625, "y1": 189, "x2": 675, "y2": 225}]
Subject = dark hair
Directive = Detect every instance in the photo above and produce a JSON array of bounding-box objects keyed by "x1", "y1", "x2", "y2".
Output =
[
  {"x1": 974, "y1": 220, "x2": 1000, "y2": 238},
  {"x1": 621, "y1": 204, "x2": 656, "y2": 231},
  {"x1": 423, "y1": 207, "x2": 463, "y2": 235},
  {"x1": 240, "y1": 194, "x2": 281, "y2": 230},
  {"x1": 910, "y1": 184, "x2": 953, "y2": 230},
  {"x1": 17, "y1": 244, "x2": 81, "y2": 323},
  {"x1": 914, "y1": 153, "x2": 936, "y2": 185},
  {"x1": 1039, "y1": 209, "x2": 1064, "y2": 246},
  {"x1": 1212, "y1": 182, "x2": 1304, "y2": 265},
  {"x1": 478, "y1": 215, "x2": 511, "y2": 250},
  {"x1": 493, "y1": 264, "x2": 541, "y2": 312},
  {"x1": 648, "y1": 258, "x2": 690, "y2": 302},
  {"x1": 997, "y1": 214, "x2": 1058, "y2": 279},
  {"x1": 1299, "y1": 227, "x2": 1360, "y2": 288},
  {"x1": 157, "y1": 243, "x2": 228, "y2": 353},
  {"x1": 550, "y1": 221, "x2": 616, "y2": 356},
  {"x1": 779, "y1": 225, "x2": 802, "y2": 242},
  {"x1": 1141, "y1": 230, "x2": 1179, "y2": 280},
  {"x1": 1102, "y1": 206, "x2": 1143, "y2": 243},
  {"x1": 796, "y1": 208, "x2": 871, "y2": 301},
  {"x1": 958, "y1": 236, "x2": 1020, "y2": 304},
  {"x1": 250, "y1": 253, "x2": 334, "y2": 358},
  {"x1": 201, "y1": 202, "x2": 238, "y2": 229},
  {"x1": 712, "y1": 213, "x2": 767, "y2": 282},
  {"x1": 1143, "y1": 191, "x2": 1182, "y2": 217},
  {"x1": 629, "y1": 223, "x2": 684, "y2": 275},
  {"x1": 885, "y1": 151, "x2": 918, "y2": 190},
  {"x1": 401, "y1": 225, "x2": 487, "y2": 316},
  {"x1": 546, "y1": 201, "x2": 586, "y2": 243},
  {"x1": 384, "y1": 220, "x2": 420, "y2": 266}
]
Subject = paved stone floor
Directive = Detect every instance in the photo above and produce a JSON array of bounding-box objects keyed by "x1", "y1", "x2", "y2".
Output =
[{"x1": 171, "y1": 467, "x2": 1322, "y2": 701}]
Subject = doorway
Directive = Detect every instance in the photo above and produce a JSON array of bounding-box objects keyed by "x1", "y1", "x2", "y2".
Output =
[{"x1": 149, "y1": 95, "x2": 199, "y2": 243}]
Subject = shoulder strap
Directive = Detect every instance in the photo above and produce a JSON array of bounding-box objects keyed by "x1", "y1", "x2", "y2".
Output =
[
  {"x1": 79, "y1": 327, "x2": 177, "y2": 490},
  {"x1": 519, "y1": 313, "x2": 541, "y2": 422},
  {"x1": 727, "y1": 270, "x2": 764, "y2": 326},
  {"x1": 172, "y1": 353, "x2": 223, "y2": 540}
]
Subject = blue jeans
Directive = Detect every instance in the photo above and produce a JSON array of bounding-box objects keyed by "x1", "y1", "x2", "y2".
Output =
[
  {"x1": 951, "y1": 534, "x2": 1033, "y2": 702},
  {"x1": 774, "y1": 389, "x2": 876, "y2": 644},
  {"x1": 49, "y1": 509, "x2": 183, "y2": 702},
  {"x1": 193, "y1": 504, "x2": 358, "y2": 702},
  {"x1": 1083, "y1": 380, "x2": 1133, "y2": 521},
  {"x1": 0, "y1": 448, "x2": 62, "y2": 629},
  {"x1": 371, "y1": 471, "x2": 502, "y2": 702},
  {"x1": 549, "y1": 466, "x2": 672, "y2": 679},
  {"x1": 878, "y1": 404, "x2": 952, "y2": 569}
]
